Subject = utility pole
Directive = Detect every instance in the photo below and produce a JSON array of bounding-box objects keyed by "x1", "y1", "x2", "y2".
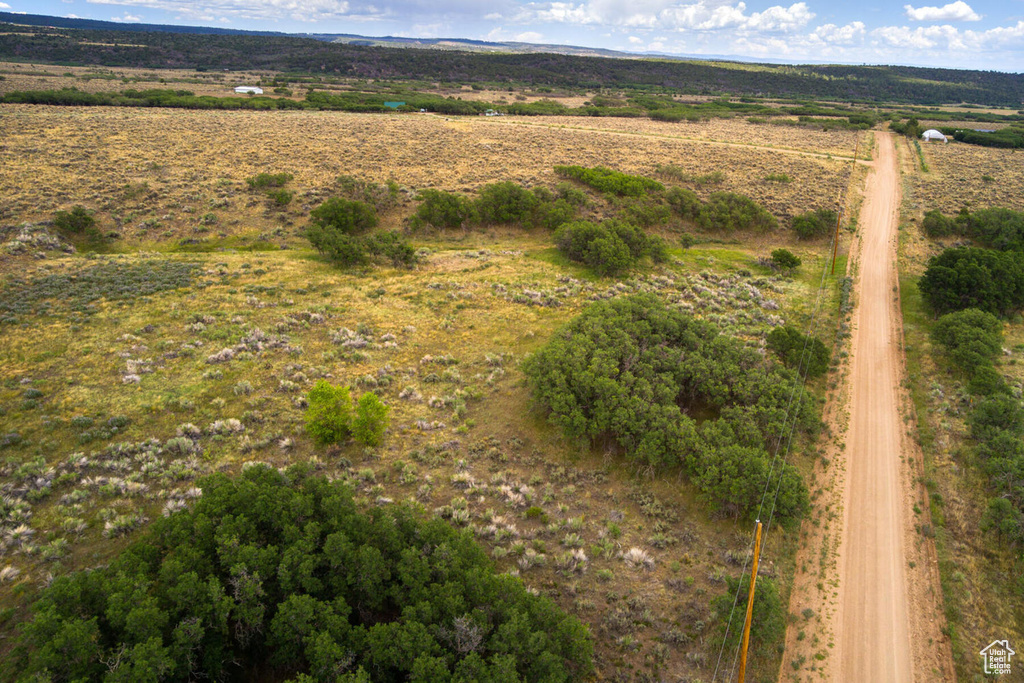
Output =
[{"x1": 736, "y1": 520, "x2": 763, "y2": 683}]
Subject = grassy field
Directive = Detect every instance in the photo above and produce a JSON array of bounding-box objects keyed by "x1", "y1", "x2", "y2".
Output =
[{"x1": 0, "y1": 103, "x2": 855, "y2": 681}]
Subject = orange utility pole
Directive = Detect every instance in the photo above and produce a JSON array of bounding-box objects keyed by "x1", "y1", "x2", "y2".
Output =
[{"x1": 736, "y1": 520, "x2": 763, "y2": 683}]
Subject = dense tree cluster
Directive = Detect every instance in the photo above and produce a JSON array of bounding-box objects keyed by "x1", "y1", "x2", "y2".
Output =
[
  {"x1": 925, "y1": 308, "x2": 1024, "y2": 549},
  {"x1": 410, "y1": 183, "x2": 577, "y2": 231},
  {"x1": 918, "y1": 247, "x2": 1024, "y2": 317},
  {"x1": 922, "y1": 207, "x2": 1024, "y2": 251},
  {"x1": 554, "y1": 220, "x2": 668, "y2": 276},
  {"x1": 695, "y1": 192, "x2": 779, "y2": 233},
  {"x1": 523, "y1": 294, "x2": 814, "y2": 521},
  {"x1": 305, "y1": 198, "x2": 415, "y2": 268},
  {"x1": 8, "y1": 466, "x2": 593, "y2": 682}
]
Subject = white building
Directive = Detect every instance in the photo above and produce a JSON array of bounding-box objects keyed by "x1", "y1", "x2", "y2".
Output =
[
  {"x1": 234, "y1": 86, "x2": 264, "y2": 95},
  {"x1": 921, "y1": 129, "x2": 947, "y2": 143}
]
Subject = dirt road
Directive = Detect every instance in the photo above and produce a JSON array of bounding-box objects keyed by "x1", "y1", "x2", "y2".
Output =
[
  {"x1": 833, "y1": 131, "x2": 913, "y2": 680},
  {"x1": 780, "y1": 132, "x2": 952, "y2": 681}
]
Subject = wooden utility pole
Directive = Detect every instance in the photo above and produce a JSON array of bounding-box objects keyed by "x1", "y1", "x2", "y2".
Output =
[{"x1": 736, "y1": 520, "x2": 763, "y2": 683}]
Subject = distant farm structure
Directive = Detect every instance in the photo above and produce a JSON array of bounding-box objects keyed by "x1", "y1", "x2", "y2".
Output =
[{"x1": 234, "y1": 86, "x2": 263, "y2": 95}]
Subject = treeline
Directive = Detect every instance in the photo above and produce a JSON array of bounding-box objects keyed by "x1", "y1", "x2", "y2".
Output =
[
  {"x1": 2, "y1": 20, "x2": 1024, "y2": 106},
  {"x1": 6, "y1": 465, "x2": 593, "y2": 682},
  {"x1": 524, "y1": 295, "x2": 818, "y2": 522},
  {"x1": 0, "y1": 87, "x2": 879, "y2": 128},
  {"x1": 918, "y1": 206, "x2": 1024, "y2": 553}
]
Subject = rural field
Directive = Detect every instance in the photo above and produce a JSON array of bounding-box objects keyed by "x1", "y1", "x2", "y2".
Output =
[{"x1": 0, "y1": 102, "x2": 858, "y2": 681}]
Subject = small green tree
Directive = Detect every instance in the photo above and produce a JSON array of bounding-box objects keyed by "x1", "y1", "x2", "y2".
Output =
[
  {"x1": 309, "y1": 198, "x2": 378, "y2": 236},
  {"x1": 353, "y1": 392, "x2": 390, "y2": 447},
  {"x1": 769, "y1": 248, "x2": 801, "y2": 272},
  {"x1": 791, "y1": 208, "x2": 837, "y2": 240},
  {"x1": 53, "y1": 206, "x2": 103, "y2": 241},
  {"x1": 305, "y1": 380, "x2": 352, "y2": 445}
]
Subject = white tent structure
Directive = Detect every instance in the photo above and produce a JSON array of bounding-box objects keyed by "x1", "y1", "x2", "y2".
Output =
[
  {"x1": 922, "y1": 129, "x2": 947, "y2": 143},
  {"x1": 234, "y1": 86, "x2": 264, "y2": 95}
]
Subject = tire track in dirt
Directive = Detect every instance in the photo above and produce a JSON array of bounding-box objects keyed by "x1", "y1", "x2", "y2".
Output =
[{"x1": 780, "y1": 132, "x2": 953, "y2": 682}]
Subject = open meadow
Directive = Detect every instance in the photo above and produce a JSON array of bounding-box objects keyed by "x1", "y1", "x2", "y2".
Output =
[{"x1": 0, "y1": 102, "x2": 859, "y2": 681}]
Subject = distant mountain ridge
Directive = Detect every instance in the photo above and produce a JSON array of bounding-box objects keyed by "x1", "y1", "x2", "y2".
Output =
[
  {"x1": 2, "y1": 11, "x2": 1022, "y2": 106},
  {"x1": 0, "y1": 11, "x2": 638, "y2": 58}
]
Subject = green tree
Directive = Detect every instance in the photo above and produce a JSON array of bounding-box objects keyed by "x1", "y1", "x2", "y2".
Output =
[
  {"x1": 412, "y1": 189, "x2": 476, "y2": 229},
  {"x1": 53, "y1": 205, "x2": 104, "y2": 242},
  {"x1": 791, "y1": 208, "x2": 837, "y2": 240},
  {"x1": 766, "y1": 326, "x2": 831, "y2": 378},
  {"x1": 770, "y1": 248, "x2": 801, "y2": 272},
  {"x1": 918, "y1": 247, "x2": 1024, "y2": 317},
  {"x1": 305, "y1": 380, "x2": 353, "y2": 445},
  {"x1": 310, "y1": 198, "x2": 378, "y2": 236},
  {"x1": 353, "y1": 392, "x2": 391, "y2": 447}
]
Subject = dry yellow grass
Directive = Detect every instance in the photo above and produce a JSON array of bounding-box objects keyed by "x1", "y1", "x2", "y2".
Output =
[
  {"x1": 0, "y1": 105, "x2": 855, "y2": 244},
  {"x1": 912, "y1": 141, "x2": 1024, "y2": 214}
]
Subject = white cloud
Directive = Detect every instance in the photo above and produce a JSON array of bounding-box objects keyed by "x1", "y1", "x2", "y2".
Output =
[
  {"x1": 0, "y1": 2, "x2": 11, "y2": 7},
  {"x1": 515, "y1": 30, "x2": 544, "y2": 41},
  {"x1": 517, "y1": 1, "x2": 813, "y2": 33},
  {"x1": 111, "y1": 12, "x2": 143, "y2": 21},
  {"x1": 628, "y1": 35, "x2": 643, "y2": 43},
  {"x1": 812, "y1": 21, "x2": 866, "y2": 45},
  {"x1": 903, "y1": 1, "x2": 980, "y2": 22}
]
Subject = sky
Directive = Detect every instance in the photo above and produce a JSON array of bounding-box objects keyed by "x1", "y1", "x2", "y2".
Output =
[{"x1": 4, "y1": 0, "x2": 1024, "y2": 71}]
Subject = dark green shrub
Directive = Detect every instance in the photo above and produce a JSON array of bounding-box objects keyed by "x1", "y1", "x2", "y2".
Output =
[
  {"x1": 555, "y1": 182, "x2": 589, "y2": 206},
  {"x1": 309, "y1": 198, "x2": 378, "y2": 236},
  {"x1": 411, "y1": 189, "x2": 475, "y2": 229},
  {"x1": 534, "y1": 198, "x2": 578, "y2": 231},
  {"x1": 931, "y1": 308, "x2": 1003, "y2": 376},
  {"x1": 268, "y1": 188, "x2": 294, "y2": 207},
  {"x1": 666, "y1": 187, "x2": 701, "y2": 219},
  {"x1": 918, "y1": 247, "x2": 1024, "y2": 317},
  {"x1": 353, "y1": 392, "x2": 390, "y2": 447},
  {"x1": 306, "y1": 226, "x2": 368, "y2": 266},
  {"x1": 53, "y1": 206, "x2": 102, "y2": 241},
  {"x1": 474, "y1": 181, "x2": 540, "y2": 226},
  {"x1": 960, "y1": 207, "x2": 1024, "y2": 251},
  {"x1": 714, "y1": 575, "x2": 787, "y2": 653},
  {"x1": 696, "y1": 192, "x2": 777, "y2": 233},
  {"x1": 246, "y1": 171, "x2": 293, "y2": 190},
  {"x1": 791, "y1": 208, "x2": 837, "y2": 240},
  {"x1": 553, "y1": 165, "x2": 663, "y2": 197},
  {"x1": 921, "y1": 209, "x2": 956, "y2": 238},
  {"x1": 770, "y1": 248, "x2": 801, "y2": 272},
  {"x1": 622, "y1": 198, "x2": 672, "y2": 227},
  {"x1": 766, "y1": 326, "x2": 831, "y2": 377},
  {"x1": 10, "y1": 466, "x2": 593, "y2": 682},
  {"x1": 554, "y1": 220, "x2": 656, "y2": 276},
  {"x1": 305, "y1": 380, "x2": 352, "y2": 445},
  {"x1": 362, "y1": 232, "x2": 418, "y2": 268}
]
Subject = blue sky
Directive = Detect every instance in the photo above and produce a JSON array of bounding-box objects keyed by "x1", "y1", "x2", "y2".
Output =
[{"x1": 4, "y1": 0, "x2": 1024, "y2": 71}]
